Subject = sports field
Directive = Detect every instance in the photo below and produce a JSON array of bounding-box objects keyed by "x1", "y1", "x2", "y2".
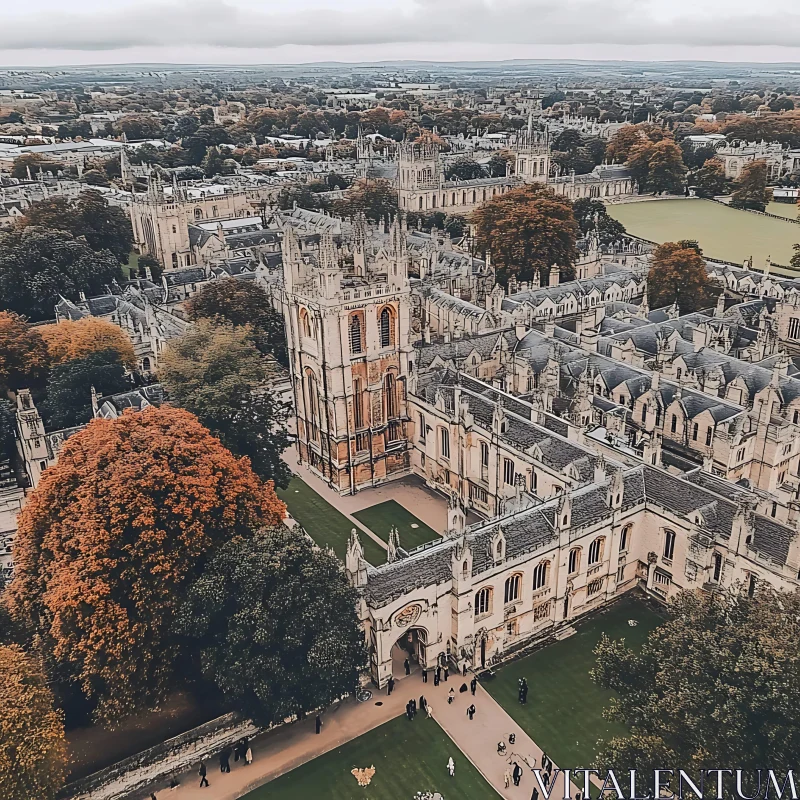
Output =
[{"x1": 608, "y1": 198, "x2": 799, "y2": 271}]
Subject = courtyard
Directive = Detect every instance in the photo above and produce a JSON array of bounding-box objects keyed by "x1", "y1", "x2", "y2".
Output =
[
  {"x1": 244, "y1": 715, "x2": 496, "y2": 800},
  {"x1": 484, "y1": 596, "x2": 664, "y2": 768},
  {"x1": 608, "y1": 198, "x2": 800, "y2": 273},
  {"x1": 353, "y1": 500, "x2": 441, "y2": 551}
]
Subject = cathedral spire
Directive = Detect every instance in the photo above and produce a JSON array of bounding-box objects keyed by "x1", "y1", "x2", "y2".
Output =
[{"x1": 319, "y1": 230, "x2": 339, "y2": 272}]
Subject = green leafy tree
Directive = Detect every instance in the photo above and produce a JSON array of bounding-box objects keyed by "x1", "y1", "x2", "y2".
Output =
[
  {"x1": 592, "y1": 588, "x2": 800, "y2": 777},
  {"x1": 276, "y1": 184, "x2": 329, "y2": 212},
  {"x1": 473, "y1": 185, "x2": 579, "y2": 286},
  {"x1": 0, "y1": 399, "x2": 15, "y2": 462},
  {"x1": 572, "y1": 198, "x2": 627, "y2": 246},
  {"x1": 444, "y1": 157, "x2": 485, "y2": 181},
  {"x1": 42, "y1": 349, "x2": 131, "y2": 429},
  {"x1": 629, "y1": 139, "x2": 686, "y2": 194},
  {"x1": 186, "y1": 280, "x2": 287, "y2": 366},
  {"x1": 0, "y1": 228, "x2": 122, "y2": 322},
  {"x1": 486, "y1": 151, "x2": 514, "y2": 177},
  {"x1": 0, "y1": 311, "x2": 50, "y2": 392},
  {"x1": 176, "y1": 527, "x2": 367, "y2": 726},
  {"x1": 692, "y1": 159, "x2": 728, "y2": 198},
  {"x1": 159, "y1": 321, "x2": 291, "y2": 488},
  {"x1": 647, "y1": 240, "x2": 710, "y2": 313},
  {"x1": 332, "y1": 178, "x2": 398, "y2": 222},
  {"x1": 730, "y1": 159, "x2": 771, "y2": 212}
]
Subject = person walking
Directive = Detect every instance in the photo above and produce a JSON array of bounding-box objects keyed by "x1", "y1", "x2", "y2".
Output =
[
  {"x1": 245, "y1": 745, "x2": 253, "y2": 765},
  {"x1": 426, "y1": 702, "x2": 433, "y2": 719},
  {"x1": 151, "y1": 794, "x2": 158, "y2": 800},
  {"x1": 513, "y1": 762, "x2": 523, "y2": 787},
  {"x1": 435, "y1": 665, "x2": 441, "y2": 683},
  {"x1": 387, "y1": 676, "x2": 395, "y2": 695},
  {"x1": 198, "y1": 762, "x2": 209, "y2": 788},
  {"x1": 404, "y1": 657, "x2": 410, "y2": 675},
  {"x1": 419, "y1": 695, "x2": 427, "y2": 713},
  {"x1": 433, "y1": 671, "x2": 440, "y2": 687},
  {"x1": 447, "y1": 757, "x2": 455, "y2": 778},
  {"x1": 219, "y1": 748, "x2": 231, "y2": 774},
  {"x1": 470, "y1": 676, "x2": 477, "y2": 695},
  {"x1": 315, "y1": 714, "x2": 323, "y2": 734},
  {"x1": 444, "y1": 665, "x2": 449, "y2": 681},
  {"x1": 422, "y1": 667, "x2": 428, "y2": 683},
  {"x1": 504, "y1": 768, "x2": 512, "y2": 789},
  {"x1": 448, "y1": 687, "x2": 455, "y2": 704},
  {"x1": 467, "y1": 703, "x2": 476, "y2": 720},
  {"x1": 462, "y1": 659, "x2": 468, "y2": 677}
]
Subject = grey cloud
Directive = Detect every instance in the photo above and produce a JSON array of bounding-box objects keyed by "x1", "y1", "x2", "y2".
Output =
[{"x1": 2, "y1": 0, "x2": 800, "y2": 51}]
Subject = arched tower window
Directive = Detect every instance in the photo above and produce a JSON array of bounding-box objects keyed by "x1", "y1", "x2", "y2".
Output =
[
  {"x1": 504, "y1": 574, "x2": 521, "y2": 604},
  {"x1": 349, "y1": 313, "x2": 363, "y2": 355},
  {"x1": 299, "y1": 307, "x2": 312, "y2": 339},
  {"x1": 352, "y1": 378, "x2": 364, "y2": 429},
  {"x1": 475, "y1": 588, "x2": 491, "y2": 616},
  {"x1": 588, "y1": 537, "x2": 604, "y2": 565},
  {"x1": 384, "y1": 370, "x2": 398, "y2": 420},
  {"x1": 379, "y1": 306, "x2": 394, "y2": 348},
  {"x1": 568, "y1": 548, "x2": 580, "y2": 575},
  {"x1": 533, "y1": 560, "x2": 550, "y2": 590}
]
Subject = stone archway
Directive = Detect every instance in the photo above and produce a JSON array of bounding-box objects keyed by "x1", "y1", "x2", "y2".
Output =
[{"x1": 391, "y1": 627, "x2": 428, "y2": 678}]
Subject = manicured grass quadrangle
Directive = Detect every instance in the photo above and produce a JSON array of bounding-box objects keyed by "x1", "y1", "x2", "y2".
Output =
[
  {"x1": 353, "y1": 500, "x2": 441, "y2": 551},
  {"x1": 277, "y1": 476, "x2": 387, "y2": 566},
  {"x1": 244, "y1": 715, "x2": 496, "y2": 800},
  {"x1": 485, "y1": 596, "x2": 664, "y2": 769}
]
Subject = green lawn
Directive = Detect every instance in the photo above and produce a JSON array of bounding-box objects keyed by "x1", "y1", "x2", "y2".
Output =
[
  {"x1": 353, "y1": 500, "x2": 441, "y2": 551},
  {"x1": 484, "y1": 596, "x2": 664, "y2": 768},
  {"x1": 244, "y1": 715, "x2": 496, "y2": 800},
  {"x1": 124, "y1": 250, "x2": 139, "y2": 280},
  {"x1": 608, "y1": 198, "x2": 800, "y2": 273},
  {"x1": 767, "y1": 201, "x2": 799, "y2": 221},
  {"x1": 278, "y1": 476, "x2": 387, "y2": 566}
]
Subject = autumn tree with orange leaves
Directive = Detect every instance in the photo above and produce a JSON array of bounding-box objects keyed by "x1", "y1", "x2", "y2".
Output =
[
  {"x1": 4, "y1": 406, "x2": 285, "y2": 722},
  {"x1": 37, "y1": 317, "x2": 136, "y2": 369},
  {"x1": 0, "y1": 645, "x2": 67, "y2": 800},
  {"x1": 473, "y1": 184, "x2": 579, "y2": 286}
]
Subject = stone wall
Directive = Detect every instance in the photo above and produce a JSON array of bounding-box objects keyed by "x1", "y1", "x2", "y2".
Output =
[{"x1": 60, "y1": 712, "x2": 263, "y2": 800}]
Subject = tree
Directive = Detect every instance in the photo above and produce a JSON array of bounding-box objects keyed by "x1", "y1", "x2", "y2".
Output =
[
  {"x1": 0, "y1": 399, "x2": 15, "y2": 462},
  {"x1": 592, "y1": 588, "x2": 800, "y2": 777},
  {"x1": 486, "y1": 151, "x2": 514, "y2": 177},
  {"x1": 572, "y1": 198, "x2": 627, "y2": 246},
  {"x1": 37, "y1": 317, "x2": 136, "y2": 368},
  {"x1": 331, "y1": 178, "x2": 398, "y2": 222},
  {"x1": 473, "y1": 185, "x2": 580, "y2": 286},
  {"x1": 445, "y1": 157, "x2": 485, "y2": 181},
  {"x1": 4, "y1": 406, "x2": 285, "y2": 723},
  {"x1": 0, "y1": 228, "x2": 122, "y2": 322},
  {"x1": 628, "y1": 139, "x2": 686, "y2": 194},
  {"x1": 606, "y1": 123, "x2": 667, "y2": 164},
  {"x1": 730, "y1": 160, "x2": 770, "y2": 212},
  {"x1": 0, "y1": 312, "x2": 49, "y2": 393},
  {"x1": 159, "y1": 321, "x2": 291, "y2": 488},
  {"x1": 42, "y1": 350, "x2": 131, "y2": 429},
  {"x1": 0, "y1": 646, "x2": 67, "y2": 800},
  {"x1": 692, "y1": 159, "x2": 728, "y2": 198},
  {"x1": 185, "y1": 280, "x2": 287, "y2": 366},
  {"x1": 276, "y1": 184, "x2": 329, "y2": 212},
  {"x1": 792, "y1": 244, "x2": 800, "y2": 270},
  {"x1": 647, "y1": 240, "x2": 710, "y2": 313},
  {"x1": 176, "y1": 527, "x2": 366, "y2": 726}
]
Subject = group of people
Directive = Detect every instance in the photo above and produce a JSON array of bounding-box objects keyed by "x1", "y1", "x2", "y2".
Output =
[
  {"x1": 405, "y1": 695, "x2": 433, "y2": 720},
  {"x1": 197, "y1": 737, "x2": 253, "y2": 788},
  {"x1": 518, "y1": 677, "x2": 529, "y2": 705},
  {"x1": 504, "y1": 761, "x2": 525, "y2": 788}
]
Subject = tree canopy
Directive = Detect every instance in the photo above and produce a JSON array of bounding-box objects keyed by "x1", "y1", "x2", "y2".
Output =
[
  {"x1": 176, "y1": 527, "x2": 366, "y2": 726},
  {"x1": 592, "y1": 588, "x2": 800, "y2": 776},
  {"x1": 473, "y1": 185, "x2": 579, "y2": 286},
  {"x1": 0, "y1": 228, "x2": 122, "y2": 322},
  {"x1": 692, "y1": 159, "x2": 728, "y2": 199},
  {"x1": 42, "y1": 349, "x2": 131, "y2": 430},
  {"x1": 4, "y1": 406, "x2": 285, "y2": 722},
  {"x1": 572, "y1": 198, "x2": 627, "y2": 246},
  {"x1": 0, "y1": 645, "x2": 67, "y2": 800},
  {"x1": 185, "y1": 280, "x2": 287, "y2": 366},
  {"x1": 444, "y1": 157, "x2": 485, "y2": 181},
  {"x1": 730, "y1": 159, "x2": 771, "y2": 212},
  {"x1": 159, "y1": 321, "x2": 291, "y2": 488},
  {"x1": 628, "y1": 138, "x2": 686, "y2": 195},
  {"x1": 0, "y1": 312, "x2": 50, "y2": 393},
  {"x1": 332, "y1": 178, "x2": 398, "y2": 222},
  {"x1": 19, "y1": 190, "x2": 133, "y2": 262},
  {"x1": 37, "y1": 317, "x2": 137, "y2": 369},
  {"x1": 647, "y1": 240, "x2": 711, "y2": 313}
]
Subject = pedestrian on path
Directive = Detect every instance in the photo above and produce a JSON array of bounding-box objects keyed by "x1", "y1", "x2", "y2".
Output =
[
  {"x1": 411, "y1": 698, "x2": 417, "y2": 716},
  {"x1": 447, "y1": 757, "x2": 455, "y2": 778},
  {"x1": 444, "y1": 665, "x2": 449, "y2": 681},
  {"x1": 435, "y1": 665, "x2": 441, "y2": 683},
  {"x1": 543, "y1": 770, "x2": 552, "y2": 789},
  {"x1": 219, "y1": 748, "x2": 231, "y2": 774},
  {"x1": 462, "y1": 659, "x2": 468, "y2": 676},
  {"x1": 422, "y1": 667, "x2": 428, "y2": 683},
  {"x1": 542, "y1": 753, "x2": 550, "y2": 772},
  {"x1": 426, "y1": 703, "x2": 433, "y2": 719},
  {"x1": 470, "y1": 676, "x2": 477, "y2": 695},
  {"x1": 467, "y1": 703, "x2": 476, "y2": 720},
  {"x1": 419, "y1": 695, "x2": 427, "y2": 713},
  {"x1": 531, "y1": 787, "x2": 539, "y2": 800},
  {"x1": 198, "y1": 762, "x2": 209, "y2": 788},
  {"x1": 448, "y1": 687, "x2": 454, "y2": 704},
  {"x1": 387, "y1": 676, "x2": 395, "y2": 695},
  {"x1": 504, "y1": 768, "x2": 512, "y2": 789},
  {"x1": 404, "y1": 658, "x2": 410, "y2": 675},
  {"x1": 513, "y1": 762, "x2": 523, "y2": 787},
  {"x1": 315, "y1": 715, "x2": 323, "y2": 734},
  {"x1": 245, "y1": 745, "x2": 253, "y2": 765},
  {"x1": 433, "y1": 671, "x2": 440, "y2": 687},
  {"x1": 151, "y1": 793, "x2": 157, "y2": 800}
]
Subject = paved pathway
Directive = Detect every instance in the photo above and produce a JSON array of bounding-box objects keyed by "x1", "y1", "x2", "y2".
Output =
[{"x1": 140, "y1": 672, "x2": 425, "y2": 800}]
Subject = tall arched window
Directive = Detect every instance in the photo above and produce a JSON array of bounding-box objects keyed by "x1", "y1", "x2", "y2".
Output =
[
  {"x1": 475, "y1": 588, "x2": 491, "y2": 616},
  {"x1": 384, "y1": 371, "x2": 398, "y2": 420},
  {"x1": 352, "y1": 378, "x2": 364, "y2": 429},
  {"x1": 663, "y1": 530, "x2": 676, "y2": 561},
  {"x1": 504, "y1": 574, "x2": 521, "y2": 604},
  {"x1": 568, "y1": 548, "x2": 580, "y2": 575},
  {"x1": 379, "y1": 307, "x2": 393, "y2": 348},
  {"x1": 299, "y1": 307, "x2": 312, "y2": 339},
  {"x1": 305, "y1": 369, "x2": 319, "y2": 441},
  {"x1": 620, "y1": 524, "x2": 631, "y2": 552},
  {"x1": 440, "y1": 427, "x2": 450, "y2": 459},
  {"x1": 533, "y1": 561, "x2": 549, "y2": 590},
  {"x1": 588, "y1": 537, "x2": 604, "y2": 565},
  {"x1": 349, "y1": 314, "x2": 363, "y2": 354}
]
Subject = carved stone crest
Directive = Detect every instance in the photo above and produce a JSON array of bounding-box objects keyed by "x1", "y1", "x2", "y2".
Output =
[{"x1": 394, "y1": 603, "x2": 422, "y2": 629}]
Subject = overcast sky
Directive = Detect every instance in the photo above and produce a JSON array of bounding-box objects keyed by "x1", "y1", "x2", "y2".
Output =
[{"x1": 2, "y1": 0, "x2": 800, "y2": 67}]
